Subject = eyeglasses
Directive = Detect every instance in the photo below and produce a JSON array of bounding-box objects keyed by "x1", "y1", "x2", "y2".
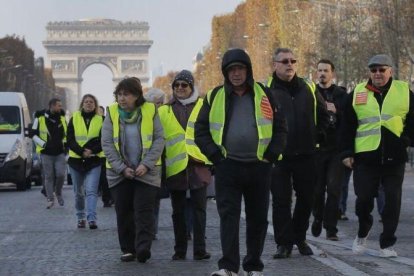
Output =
[
  {"x1": 174, "y1": 82, "x2": 189, "y2": 89},
  {"x1": 370, "y1": 67, "x2": 388, "y2": 73},
  {"x1": 275, "y1": 59, "x2": 297, "y2": 65}
]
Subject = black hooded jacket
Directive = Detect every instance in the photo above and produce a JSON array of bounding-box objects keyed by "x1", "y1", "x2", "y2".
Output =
[{"x1": 195, "y1": 48, "x2": 287, "y2": 164}]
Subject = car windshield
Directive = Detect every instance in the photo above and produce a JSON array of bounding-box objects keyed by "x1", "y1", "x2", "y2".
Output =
[{"x1": 0, "y1": 106, "x2": 21, "y2": 134}]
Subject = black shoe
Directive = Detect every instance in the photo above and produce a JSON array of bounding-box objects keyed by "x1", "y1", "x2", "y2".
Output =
[
  {"x1": 273, "y1": 245, "x2": 292, "y2": 259},
  {"x1": 137, "y1": 250, "x2": 151, "y2": 263},
  {"x1": 88, "y1": 221, "x2": 98, "y2": 230},
  {"x1": 326, "y1": 231, "x2": 339, "y2": 241},
  {"x1": 172, "y1": 252, "x2": 186, "y2": 261},
  {"x1": 40, "y1": 188, "x2": 47, "y2": 198},
  {"x1": 120, "y1": 253, "x2": 135, "y2": 262},
  {"x1": 296, "y1": 241, "x2": 313, "y2": 255},
  {"x1": 194, "y1": 251, "x2": 211, "y2": 260},
  {"x1": 311, "y1": 220, "x2": 322, "y2": 237}
]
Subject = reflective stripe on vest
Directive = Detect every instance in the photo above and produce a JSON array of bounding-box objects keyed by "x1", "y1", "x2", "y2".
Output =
[
  {"x1": 68, "y1": 111, "x2": 104, "y2": 158},
  {"x1": 105, "y1": 102, "x2": 158, "y2": 168},
  {"x1": 353, "y1": 80, "x2": 409, "y2": 153},
  {"x1": 206, "y1": 82, "x2": 273, "y2": 160},
  {"x1": 159, "y1": 98, "x2": 211, "y2": 178},
  {"x1": 36, "y1": 115, "x2": 67, "y2": 154}
]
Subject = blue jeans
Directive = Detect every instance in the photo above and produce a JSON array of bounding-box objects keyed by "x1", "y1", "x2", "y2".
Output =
[{"x1": 69, "y1": 165, "x2": 101, "y2": 222}]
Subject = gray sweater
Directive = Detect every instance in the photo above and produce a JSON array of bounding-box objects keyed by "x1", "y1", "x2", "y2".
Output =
[{"x1": 101, "y1": 107, "x2": 165, "y2": 188}]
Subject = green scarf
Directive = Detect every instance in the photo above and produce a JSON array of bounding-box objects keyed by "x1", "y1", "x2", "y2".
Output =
[{"x1": 118, "y1": 106, "x2": 139, "y2": 123}]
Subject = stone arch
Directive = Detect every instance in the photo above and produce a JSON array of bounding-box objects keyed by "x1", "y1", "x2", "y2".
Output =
[{"x1": 43, "y1": 19, "x2": 153, "y2": 112}]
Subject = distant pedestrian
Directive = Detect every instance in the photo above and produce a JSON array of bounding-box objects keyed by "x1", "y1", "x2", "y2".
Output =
[
  {"x1": 159, "y1": 70, "x2": 212, "y2": 261},
  {"x1": 97, "y1": 105, "x2": 113, "y2": 208},
  {"x1": 341, "y1": 54, "x2": 414, "y2": 257},
  {"x1": 31, "y1": 98, "x2": 67, "y2": 209},
  {"x1": 195, "y1": 48, "x2": 287, "y2": 276},
  {"x1": 67, "y1": 94, "x2": 104, "y2": 229},
  {"x1": 101, "y1": 77, "x2": 164, "y2": 263}
]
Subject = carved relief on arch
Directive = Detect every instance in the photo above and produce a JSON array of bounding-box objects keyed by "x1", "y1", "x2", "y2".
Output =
[
  {"x1": 78, "y1": 56, "x2": 118, "y2": 74},
  {"x1": 121, "y1": 60, "x2": 146, "y2": 73},
  {"x1": 52, "y1": 60, "x2": 76, "y2": 73}
]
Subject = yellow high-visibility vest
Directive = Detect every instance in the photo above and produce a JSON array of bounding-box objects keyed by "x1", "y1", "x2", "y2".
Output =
[
  {"x1": 353, "y1": 80, "x2": 409, "y2": 153},
  {"x1": 106, "y1": 102, "x2": 160, "y2": 168},
  {"x1": 159, "y1": 98, "x2": 211, "y2": 178},
  {"x1": 36, "y1": 114, "x2": 67, "y2": 154},
  {"x1": 68, "y1": 111, "x2": 104, "y2": 158},
  {"x1": 206, "y1": 82, "x2": 273, "y2": 161}
]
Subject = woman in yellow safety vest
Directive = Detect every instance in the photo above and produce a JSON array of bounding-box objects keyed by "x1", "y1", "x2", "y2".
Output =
[
  {"x1": 158, "y1": 70, "x2": 212, "y2": 261},
  {"x1": 67, "y1": 94, "x2": 104, "y2": 230},
  {"x1": 101, "y1": 77, "x2": 165, "y2": 263}
]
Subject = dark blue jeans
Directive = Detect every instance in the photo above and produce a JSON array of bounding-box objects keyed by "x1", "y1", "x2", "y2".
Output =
[{"x1": 215, "y1": 159, "x2": 272, "y2": 273}]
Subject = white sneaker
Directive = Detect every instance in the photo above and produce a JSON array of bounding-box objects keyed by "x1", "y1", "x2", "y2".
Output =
[
  {"x1": 211, "y1": 269, "x2": 238, "y2": 276},
  {"x1": 46, "y1": 199, "x2": 54, "y2": 209},
  {"x1": 380, "y1": 247, "x2": 398, "y2": 258},
  {"x1": 244, "y1": 271, "x2": 264, "y2": 276},
  {"x1": 352, "y1": 235, "x2": 368, "y2": 254}
]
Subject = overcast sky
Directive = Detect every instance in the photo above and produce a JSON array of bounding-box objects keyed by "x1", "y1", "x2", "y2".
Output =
[{"x1": 0, "y1": 0, "x2": 243, "y2": 108}]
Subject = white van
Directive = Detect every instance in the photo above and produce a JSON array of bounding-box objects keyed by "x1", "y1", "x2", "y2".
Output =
[{"x1": 0, "y1": 92, "x2": 33, "y2": 190}]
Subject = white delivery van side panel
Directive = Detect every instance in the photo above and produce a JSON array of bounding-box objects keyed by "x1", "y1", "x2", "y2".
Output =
[{"x1": 0, "y1": 92, "x2": 33, "y2": 190}]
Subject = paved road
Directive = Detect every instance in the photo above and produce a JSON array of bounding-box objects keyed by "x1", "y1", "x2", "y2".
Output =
[{"x1": 0, "y1": 168, "x2": 413, "y2": 275}]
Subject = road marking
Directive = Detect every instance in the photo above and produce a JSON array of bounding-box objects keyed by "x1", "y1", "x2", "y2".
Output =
[
  {"x1": 263, "y1": 225, "x2": 370, "y2": 276},
  {"x1": 0, "y1": 224, "x2": 24, "y2": 247},
  {"x1": 308, "y1": 235, "x2": 414, "y2": 267}
]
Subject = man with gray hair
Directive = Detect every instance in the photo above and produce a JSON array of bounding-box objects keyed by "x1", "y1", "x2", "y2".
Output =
[
  {"x1": 267, "y1": 48, "x2": 329, "y2": 259},
  {"x1": 340, "y1": 54, "x2": 414, "y2": 257}
]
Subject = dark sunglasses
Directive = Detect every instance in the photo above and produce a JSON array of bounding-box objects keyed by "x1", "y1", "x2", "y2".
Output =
[
  {"x1": 174, "y1": 82, "x2": 189, "y2": 88},
  {"x1": 276, "y1": 59, "x2": 297, "y2": 65},
  {"x1": 370, "y1": 68, "x2": 388, "y2": 73}
]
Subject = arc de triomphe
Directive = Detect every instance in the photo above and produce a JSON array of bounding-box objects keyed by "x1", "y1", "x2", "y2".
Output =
[{"x1": 43, "y1": 19, "x2": 153, "y2": 112}]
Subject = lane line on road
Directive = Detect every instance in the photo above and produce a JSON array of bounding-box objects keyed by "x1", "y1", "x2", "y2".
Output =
[
  {"x1": 264, "y1": 225, "x2": 370, "y2": 276},
  {"x1": 307, "y1": 235, "x2": 414, "y2": 267}
]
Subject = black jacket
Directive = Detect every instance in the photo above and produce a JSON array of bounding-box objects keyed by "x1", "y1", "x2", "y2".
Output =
[
  {"x1": 317, "y1": 84, "x2": 347, "y2": 151},
  {"x1": 340, "y1": 78, "x2": 414, "y2": 165},
  {"x1": 268, "y1": 73, "x2": 329, "y2": 157},
  {"x1": 195, "y1": 48, "x2": 288, "y2": 164},
  {"x1": 67, "y1": 111, "x2": 104, "y2": 172},
  {"x1": 32, "y1": 109, "x2": 66, "y2": 156}
]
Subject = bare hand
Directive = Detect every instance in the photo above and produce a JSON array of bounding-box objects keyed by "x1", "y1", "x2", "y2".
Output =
[
  {"x1": 122, "y1": 167, "x2": 135, "y2": 179},
  {"x1": 326, "y1": 102, "x2": 337, "y2": 113},
  {"x1": 82, "y1": 148, "x2": 92, "y2": 158},
  {"x1": 134, "y1": 164, "x2": 148, "y2": 177},
  {"x1": 342, "y1": 157, "x2": 354, "y2": 169}
]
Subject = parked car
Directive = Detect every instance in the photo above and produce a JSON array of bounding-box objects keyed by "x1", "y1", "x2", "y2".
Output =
[{"x1": 0, "y1": 92, "x2": 33, "y2": 191}]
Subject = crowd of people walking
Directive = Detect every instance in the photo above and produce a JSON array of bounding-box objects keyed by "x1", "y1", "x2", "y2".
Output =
[{"x1": 30, "y1": 47, "x2": 413, "y2": 276}]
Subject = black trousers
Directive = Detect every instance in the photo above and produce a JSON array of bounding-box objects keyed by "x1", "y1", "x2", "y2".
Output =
[
  {"x1": 271, "y1": 155, "x2": 317, "y2": 246},
  {"x1": 99, "y1": 164, "x2": 112, "y2": 204},
  {"x1": 312, "y1": 151, "x2": 345, "y2": 233},
  {"x1": 110, "y1": 179, "x2": 159, "y2": 255},
  {"x1": 215, "y1": 159, "x2": 271, "y2": 273},
  {"x1": 170, "y1": 187, "x2": 207, "y2": 256},
  {"x1": 353, "y1": 162, "x2": 405, "y2": 249}
]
